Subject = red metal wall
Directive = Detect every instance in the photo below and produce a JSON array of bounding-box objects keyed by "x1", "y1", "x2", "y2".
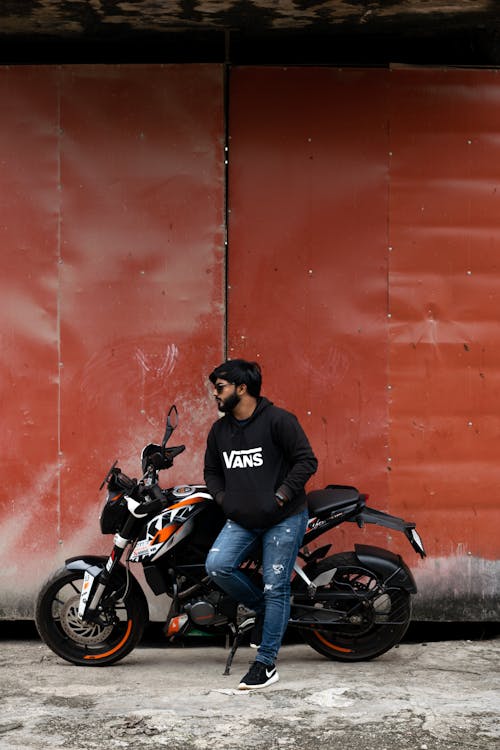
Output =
[
  {"x1": 0, "y1": 65, "x2": 225, "y2": 616},
  {"x1": 228, "y1": 67, "x2": 499, "y2": 619},
  {"x1": 1, "y1": 64, "x2": 499, "y2": 619},
  {"x1": 227, "y1": 66, "x2": 390, "y2": 531},
  {"x1": 388, "y1": 68, "x2": 500, "y2": 616}
]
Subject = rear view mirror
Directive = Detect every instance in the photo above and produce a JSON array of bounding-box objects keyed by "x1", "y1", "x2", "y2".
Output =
[{"x1": 161, "y1": 405, "x2": 178, "y2": 448}]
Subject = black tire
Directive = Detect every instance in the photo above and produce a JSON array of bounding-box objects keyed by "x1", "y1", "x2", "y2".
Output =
[
  {"x1": 35, "y1": 566, "x2": 148, "y2": 666},
  {"x1": 293, "y1": 552, "x2": 412, "y2": 662}
]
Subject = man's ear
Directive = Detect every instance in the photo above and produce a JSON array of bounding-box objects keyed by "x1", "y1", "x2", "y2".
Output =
[{"x1": 237, "y1": 383, "x2": 247, "y2": 395}]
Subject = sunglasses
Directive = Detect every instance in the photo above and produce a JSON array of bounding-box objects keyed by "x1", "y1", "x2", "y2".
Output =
[{"x1": 214, "y1": 382, "x2": 235, "y2": 394}]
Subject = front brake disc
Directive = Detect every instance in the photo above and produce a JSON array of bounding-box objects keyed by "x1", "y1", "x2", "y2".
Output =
[{"x1": 59, "y1": 595, "x2": 114, "y2": 645}]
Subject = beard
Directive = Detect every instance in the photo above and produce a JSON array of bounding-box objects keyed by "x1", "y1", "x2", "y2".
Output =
[{"x1": 217, "y1": 391, "x2": 241, "y2": 413}]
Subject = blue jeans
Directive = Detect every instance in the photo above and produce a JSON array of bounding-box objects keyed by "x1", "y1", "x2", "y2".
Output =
[{"x1": 205, "y1": 509, "x2": 308, "y2": 666}]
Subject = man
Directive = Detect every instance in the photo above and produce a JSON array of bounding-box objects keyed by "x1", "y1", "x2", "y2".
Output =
[{"x1": 204, "y1": 359, "x2": 317, "y2": 690}]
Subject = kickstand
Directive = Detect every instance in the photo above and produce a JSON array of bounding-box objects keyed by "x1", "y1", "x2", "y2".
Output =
[
  {"x1": 223, "y1": 633, "x2": 242, "y2": 675},
  {"x1": 223, "y1": 617, "x2": 255, "y2": 676}
]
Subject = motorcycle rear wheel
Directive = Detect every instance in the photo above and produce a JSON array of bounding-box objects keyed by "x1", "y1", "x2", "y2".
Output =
[
  {"x1": 35, "y1": 566, "x2": 147, "y2": 666},
  {"x1": 294, "y1": 552, "x2": 412, "y2": 661}
]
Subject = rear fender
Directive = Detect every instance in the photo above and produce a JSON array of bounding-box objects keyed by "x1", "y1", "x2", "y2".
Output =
[
  {"x1": 356, "y1": 507, "x2": 426, "y2": 558},
  {"x1": 354, "y1": 544, "x2": 417, "y2": 594}
]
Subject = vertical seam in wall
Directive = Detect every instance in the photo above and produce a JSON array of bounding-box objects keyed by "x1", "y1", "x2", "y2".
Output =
[
  {"x1": 56, "y1": 68, "x2": 62, "y2": 544},
  {"x1": 223, "y1": 32, "x2": 231, "y2": 360},
  {"x1": 386, "y1": 70, "x2": 393, "y2": 510}
]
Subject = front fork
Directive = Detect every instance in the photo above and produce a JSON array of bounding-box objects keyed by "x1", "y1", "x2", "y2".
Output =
[{"x1": 77, "y1": 531, "x2": 131, "y2": 621}]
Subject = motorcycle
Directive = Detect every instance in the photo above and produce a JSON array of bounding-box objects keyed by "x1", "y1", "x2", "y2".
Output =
[{"x1": 35, "y1": 405, "x2": 426, "y2": 671}]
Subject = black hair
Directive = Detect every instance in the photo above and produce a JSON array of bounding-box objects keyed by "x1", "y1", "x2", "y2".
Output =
[{"x1": 209, "y1": 359, "x2": 262, "y2": 397}]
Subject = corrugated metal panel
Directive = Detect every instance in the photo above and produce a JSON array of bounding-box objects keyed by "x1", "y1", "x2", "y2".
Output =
[
  {"x1": 389, "y1": 67, "x2": 500, "y2": 617},
  {"x1": 0, "y1": 64, "x2": 225, "y2": 616},
  {"x1": 228, "y1": 66, "x2": 499, "y2": 618},
  {"x1": 227, "y1": 66, "x2": 391, "y2": 553},
  {"x1": 0, "y1": 68, "x2": 60, "y2": 612}
]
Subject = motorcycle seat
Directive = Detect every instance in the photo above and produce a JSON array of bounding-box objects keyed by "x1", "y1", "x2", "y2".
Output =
[{"x1": 307, "y1": 485, "x2": 365, "y2": 519}]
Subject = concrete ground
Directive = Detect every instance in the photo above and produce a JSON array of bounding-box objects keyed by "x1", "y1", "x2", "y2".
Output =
[{"x1": 0, "y1": 627, "x2": 499, "y2": 750}]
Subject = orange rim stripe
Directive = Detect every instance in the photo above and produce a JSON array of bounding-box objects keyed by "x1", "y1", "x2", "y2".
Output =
[
  {"x1": 315, "y1": 630, "x2": 353, "y2": 653},
  {"x1": 83, "y1": 619, "x2": 133, "y2": 660}
]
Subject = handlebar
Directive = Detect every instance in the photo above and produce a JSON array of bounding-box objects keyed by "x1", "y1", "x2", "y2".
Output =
[
  {"x1": 103, "y1": 406, "x2": 185, "y2": 504},
  {"x1": 136, "y1": 482, "x2": 166, "y2": 515},
  {"x1": 166, "y1": 445, "x2": 186, "y2": 460},
  {"x1": 141, "y1": 443, "x2": 185, "y2": 473}
]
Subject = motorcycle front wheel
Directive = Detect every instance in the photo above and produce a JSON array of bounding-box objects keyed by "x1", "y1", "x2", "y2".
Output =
[
  {"x1": 35, "y1": 566, "x2": 148, "y2": 666},
  {"x1": 294, "y1": 552, "x2": 412, "y2": 661}
]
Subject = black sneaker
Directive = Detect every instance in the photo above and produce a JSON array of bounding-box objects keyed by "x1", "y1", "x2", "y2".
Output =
[
  {"x1": 238, "y1": 661, "x2": 279, "y2": 690},
  {"x1": 249, "y1": 613, "x2": 264, "y2": 649}
]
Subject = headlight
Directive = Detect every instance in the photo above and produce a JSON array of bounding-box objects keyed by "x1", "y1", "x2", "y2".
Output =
[{"x1": 100, "y1": 491, "x2": 129, "y2": 534}]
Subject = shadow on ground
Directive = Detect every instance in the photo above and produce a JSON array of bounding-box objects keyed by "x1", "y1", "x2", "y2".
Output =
[{"x1": 1, "y1": 619, "x2": 499, "y2": 644}]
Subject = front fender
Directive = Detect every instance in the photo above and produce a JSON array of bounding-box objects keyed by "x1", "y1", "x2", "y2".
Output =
[
  {"x1": 66, "y1": 555, "x2": 108, "y2": 576},
  {"x1": 65, "y1": 555, "x2": 149, "y2": 616},
  {"x1": 354, "y1": 544, "x2": 417, "y2": 594}
]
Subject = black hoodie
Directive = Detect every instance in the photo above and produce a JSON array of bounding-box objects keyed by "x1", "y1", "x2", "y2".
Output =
[{"x1": 204, "y1": 397, "x2": 318, "y2": 529}]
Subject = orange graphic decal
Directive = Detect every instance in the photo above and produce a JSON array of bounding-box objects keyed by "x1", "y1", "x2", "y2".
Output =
[
  {"x1": 151, "y1": 524, "x2": 177, "y2": 546},
  {"x1": 168, "y1": 496, "x2": 206, "y2": 511}
]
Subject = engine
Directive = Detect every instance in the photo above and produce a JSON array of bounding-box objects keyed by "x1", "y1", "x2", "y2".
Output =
[{"x1": 184, "y1": 591, "x2": 231, "y2": 628}]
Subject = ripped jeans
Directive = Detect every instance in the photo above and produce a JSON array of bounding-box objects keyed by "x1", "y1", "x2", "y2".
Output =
[{"x1": 205, "y1": 509, "x2": 308, "y2": 666}]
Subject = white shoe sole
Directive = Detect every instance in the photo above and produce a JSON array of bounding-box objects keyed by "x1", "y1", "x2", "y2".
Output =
[{"x1": 238, "y1": 672, "x2": 279, "y2": 690}]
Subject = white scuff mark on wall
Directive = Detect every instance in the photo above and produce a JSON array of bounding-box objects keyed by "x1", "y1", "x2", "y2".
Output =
[
  {"x1": 135, "y1": 344, "x2": 179, "y2": 425},
  {"x1": 135, "y1": 343, "x2": 178, "y2": 378}
]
